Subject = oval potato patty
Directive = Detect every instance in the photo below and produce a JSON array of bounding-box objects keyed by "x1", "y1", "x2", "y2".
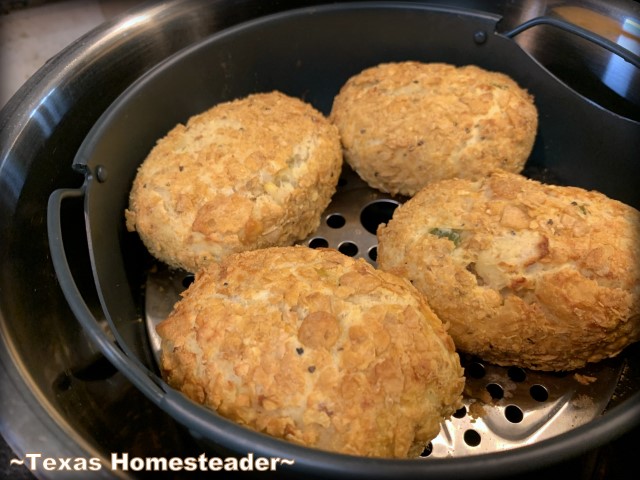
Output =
[
  {"x1": 125, "y1": 91, "x2": 342, "y2": 273},
  {"x1": 377, "y1": 171, "x2": 640, "y2": 371},
  {"x1": 157, "y1": 246, "x2": 464, "y2": 458},
  {"x1": 330, "y1": 61, "x2": 538, "y2": 196}
]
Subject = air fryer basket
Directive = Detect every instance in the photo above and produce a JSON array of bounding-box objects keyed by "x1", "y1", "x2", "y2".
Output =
[{"x1": 47, "y1": 2, "x2": 640, "y2": 478}]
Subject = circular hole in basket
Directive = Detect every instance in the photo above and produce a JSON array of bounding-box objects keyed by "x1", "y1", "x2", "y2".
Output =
[
  {"x1": 504, "y1": 405, "x2": 524, "y2": 423},
  {"x1": 453, "y1": 406, "x2": 467, "y2": 418},
  {"x1": 507, "y1": 366, "x2": 527, "y2": 382},
  {"x1": 360, "y1": 199, "x2": 400, "y2": 234},
  {"x1": 326, "y1": 213, "x2": 346, "y2": 229},
  {"x1": 463, "y1": 429, "x2": 481, "y2": 447},
  {"x1": 420, "y1": 442, "x2": 433, "y2": 457},
  {"x1": 308, "y1": 237, "x2": 329, "y2": 249},
  {"x1": 368, "y1": 246, "x2": 378, "y2": 262},
  {"x1": 338, "y1": 241, "x2": 358, "y2": 257},
  {"x1": 529, "y1": 384, "x2": 549, "y2": 402},
  {"x1": 486, "y1": 383, "x2": 504, "y2": 400},
  {"x1": 465, "y1": 362, "x2": 486, "y2": 379},
  {"x1": 182, "y1": 274, "x2": 195, "y2": 288}
]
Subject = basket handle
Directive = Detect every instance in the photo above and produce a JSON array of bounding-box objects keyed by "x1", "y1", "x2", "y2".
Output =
[
  {"x1": 47, "y1": 188, "x2": 244, "y2": 438},
  {"x1": 47, "y1": 188, "x2": 166, "y2": 404},
  {"x1": 502, "y1": 15, "x2": 640, "y2": 69}
]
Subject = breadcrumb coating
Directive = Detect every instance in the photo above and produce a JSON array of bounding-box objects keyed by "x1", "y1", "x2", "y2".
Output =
[
  {"x1": 330, "y1": 62, "x2": 538, "y2": 196},
  {"x1": 157, "y1": 246, "x2": 464, "y2": 458},
  {"x1": 378, "y1": 171, "x2": 640, "y2": 371},
  {"x1": 125, "y1": 91, "x2": 342, "y2": 272}
]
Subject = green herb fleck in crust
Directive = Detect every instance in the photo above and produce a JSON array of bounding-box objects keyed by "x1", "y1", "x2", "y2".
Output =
[{"x1": 429, "y1": 228, "x2": 463, "y2": 247}]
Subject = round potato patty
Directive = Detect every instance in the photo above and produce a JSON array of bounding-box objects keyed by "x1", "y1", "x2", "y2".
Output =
[
  {"x1": 377, "y1": 171, "x2": 640, "y2": 371},
  {"x1": 156, "y1": 246, "x2": 464, "y2": 458},
  {"x1": 330, "y1": 61, "x2": 538, "y2": 196},
  {"x1": 125, "y1": 91, "x2": 342, "y2": 273}
]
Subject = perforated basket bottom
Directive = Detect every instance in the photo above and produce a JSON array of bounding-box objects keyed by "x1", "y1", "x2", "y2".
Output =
[{"x1": 144, "y1": 165, "x2": 623, "y2": 458}]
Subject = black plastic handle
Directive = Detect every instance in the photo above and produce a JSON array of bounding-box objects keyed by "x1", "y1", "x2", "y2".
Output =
[
  {"x1": 503, "y1": 15, "x2": 640, "y2": 69},
  {"x1": 46, "y1": 188, "x2": 166, "y2": 405}
]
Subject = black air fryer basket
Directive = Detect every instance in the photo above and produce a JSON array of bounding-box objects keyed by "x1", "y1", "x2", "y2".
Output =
[{"x1": 47, "y1": 2, "x2": 640, "y2": 478}]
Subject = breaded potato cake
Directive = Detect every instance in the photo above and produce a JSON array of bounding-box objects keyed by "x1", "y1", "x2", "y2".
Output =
[
  {"x1": 156, "y1": 246, "x2": 464, "y2": 458},
  {"x1": 125, "y1": 91, "x2": 342, "y2": 273},
  {"x1": 377, "y1": 171, "x2": 640, "y2": 371},
  {"x1": 330, "y1": 62, "x2": 538, "y2": 196}
]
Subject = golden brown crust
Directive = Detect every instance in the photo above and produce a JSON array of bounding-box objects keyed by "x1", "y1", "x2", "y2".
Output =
[
  {"x1": 377, "y1": 171, "x2": 640, "y2": 371},
  {"x1": 157, "y1": 246, "x2": 464, "y2": 458},
  {"x1": 125, "y1": 91, "x2": 342, "y2": 272},
  {"x1": 330, "y1": 62, "x2": 538, "y2": 196}
]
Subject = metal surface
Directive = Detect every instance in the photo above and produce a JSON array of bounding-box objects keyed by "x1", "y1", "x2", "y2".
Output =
[
  {"x1": 45, "y1": 0, "x2": 640, "y2": 477},
  {"x1": 497, "y1": 0, "x2": 640, "y2": 120},
  {"x1": 2, "y1": 1, "x2": 342, "y2": 475},
  {"x1": 144, "y1": 165, "x2": 624, "y2": 460},
  {"x1": 0, "y1": 0, "x2": 639, "y2": 478}
]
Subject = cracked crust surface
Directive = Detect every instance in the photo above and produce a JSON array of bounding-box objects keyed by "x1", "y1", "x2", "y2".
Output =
[
  {"x1": 156, "y1": 246, "x2": 464, "y2": 458},
  {"x1": 125, "y1": 91, "x2": 342, "y2": 272},
  {"x1": 330, "y1": 62, "x2": 538, "y2": 196},
  {"x1": 377, "y1": 171, "x2": 640, "y2": 371}
]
